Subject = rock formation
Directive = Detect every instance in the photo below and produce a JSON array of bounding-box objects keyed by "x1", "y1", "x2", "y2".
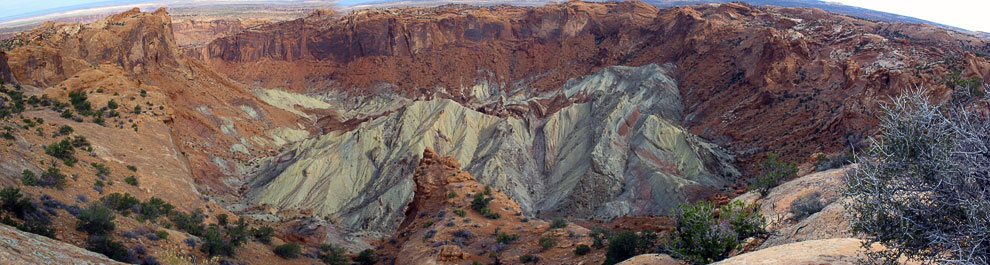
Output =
[
  {"x1": 192, "y1": 1, "x2": 990, "y2": 165},
  {"x1": 247, "y1": 64, "x2": 739, "y2": 234}
]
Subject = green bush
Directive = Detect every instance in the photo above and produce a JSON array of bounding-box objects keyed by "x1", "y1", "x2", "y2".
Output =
[
  {"x1": 471, "y1": 192, "x2": 490, "y2": 211},
  {"x1": 77, "y1": 203, "x2": 115, "y2": 235},
  {"x1": 45, "y1": 138, "x2": 76, "y2": 166},
  {"x1": 101, "y1": 193, "x2": 139, "y2": 212},
  {"x1": 0, "y1": 187, "x2": 31, "y2": 218},
  {"x1": 574, "y1": 244, "x2": 591, "y2": 255},
  {"x1": 156, "y1": 230, "x2": 169, "y2": 240},
  {"x1": 355, "y1": 249, "x2": 376, "y2": 265},
  {"x1": 58, "y1": 125, "x2": 74, "y2": 135},
  {"x1": 39, "y1": 167, "x2": 67, "y2": 188},
  {"x1": 751, "y1": 154, "x2": 797, "y2": 195},
  {"x1": 126, "y1": 165, "x2": 137, "y2": 172},
  {"x1": 140, "y1": 197, "x2": 174, "y2": 222},
  {"x1": 520, "y1": 254, "x2": 538, "y2": 263},
  {"x1": 201, "y1": 227, "x2": 235, "y2": 257},
  {"x1": 20, "y1": 170, "x2": 37, "y2": 186},
  {"x1": 453, "y1": 208, "x2": 467, "y2": 217},
  {"x1": 124, "y1": 176, "x2": 138, "y2": 186},
  {"x1": 273, "y1": 242, "x2": 301, "y2": 259},
  {"x1": 91, "y1": 163, "x2": 110, "y2": 177},
  {"x1": 16, "y1": 219, "x2": 55, "y2": 238},
  {"x1": 539, "y1": 235, "x2": 558, "y2": 251},
  {"x1": 320, "y1": 244, "x2": 350, "y2": 265},
  {"x1": 86, "y1": 235, "x2": 129, "y2": 262},
  {"x1": 549, "y1": 217, "x2": 567, "y2": 229},
  {"x1": 217, "y1": 214, "x2": 228, "y2": 226},
  {"x1": 252, "y1": 226, "x2": 275, "y2": 244},
  {"x1": 447, "y1": 190, "x2": 457, "y2": 198},
  {"x1": 662, "y1": 201, "x2": 766, "y2": 264},
  {"x1": 170, "y1": 210, "x2": 205, "y2": 236},
  {"x1": 496, "y1": 232, "x2": 519, "y2": 244},
  {"x1": 603, "y1": 232, "x2": 642, "y2": 265}
]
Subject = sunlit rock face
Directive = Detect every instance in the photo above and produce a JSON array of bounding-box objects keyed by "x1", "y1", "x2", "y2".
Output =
[{"x1": 247, "y1": 63, "x2": 739, "y2": 234}]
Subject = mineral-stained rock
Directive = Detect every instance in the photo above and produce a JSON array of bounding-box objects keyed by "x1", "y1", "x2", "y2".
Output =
[
  {"x1": 247, "y1": 63, "x2": 739, "y2": 234},
  {"x1": 0, "y1": 224, "x2": 123, "y2": 265}
]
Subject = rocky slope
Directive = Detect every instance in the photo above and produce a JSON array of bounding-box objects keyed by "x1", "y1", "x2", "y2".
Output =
[
  {"x1": 380, "y1": 148, "x2": 606, "y2": 264},
  {"x1": 0, "y1": 7, "x2": 326, "y2": 265},
  {"x1": 246, "y1": 63, "x2": 739, "y2": 234}
]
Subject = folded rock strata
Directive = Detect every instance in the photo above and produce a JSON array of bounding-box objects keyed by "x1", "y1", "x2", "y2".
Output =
[{"x1": 247, "y1": 63, "x2": 740, "y2": 234}]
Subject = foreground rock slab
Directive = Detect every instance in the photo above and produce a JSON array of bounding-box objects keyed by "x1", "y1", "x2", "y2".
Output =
[{"x1": 0, "y1": 225, "x2": 123, "y2": 265}]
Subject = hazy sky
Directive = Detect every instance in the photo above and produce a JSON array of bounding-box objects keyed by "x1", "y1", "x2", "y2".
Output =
[
  {"x1": 827, "y1": 0, "x2": 990, "y2": 32},
  {"x1": 0, "y1": 0, "x2": 988, "y2": 32}
]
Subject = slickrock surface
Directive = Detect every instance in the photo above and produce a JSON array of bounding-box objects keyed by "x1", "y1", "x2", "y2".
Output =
[{"x1": 0, "y1": 224, "x2": 123, "y2": 265}]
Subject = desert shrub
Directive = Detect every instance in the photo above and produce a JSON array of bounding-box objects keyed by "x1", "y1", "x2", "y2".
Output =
[
  {"x1": 87, "y1": 235, "x2": 129, "y2": 262},
  {"x1": 751, "y1": 153, "x2": 797, "y2": 196},
  {"x1": 126, "y1": 165, "x2": 137, "y2": 172},
  {"x1": 170, "y1": 209, "x2": 206, "y2": 236},
  {"x1": 39, "y1": 167, "x2": 67, "y2": 188},
  {"x1": 1, "y1": 187, "x2": 31, "y2": 218},
  {"x1": 453, "y1": 208, "x2": 466, "y2": 217},
  {"x1": 225, "y1": 217, "x2": 250, "y2": 247},
  {"x1": 320, "y1": 244, "x2": 350, "y2": 265},
  {"x1": 20, "y1": 170, "x2": 37, "y2": 186},
  {"x1": 662, "y1": 200, "x2": 766, "y2": 264},
  {"x1": 101, "y1": 193, "x2": 139, "y2": 212},
  {"x1": 549, "y1": 217, "x2": 568, "y2": 229},
  {"x1": 16, "y1": 219, "x2": 55, "y2": 238},
  {"x1": 847, "y1": 90, "x2": 990, "y2": 264},
  {"x1": 139, "y1": 197, "x2": 173, "y2": 222},
  {"x1": 539, "y1": 235, "x2": 558, "y2": 251},
  {"x1": 251, "y1": 226, "x2": 274, "y2": 244},
  {"x1": 77, "y1": 203, "x2": 115, "y2": 235},
  {"x1": 480, "y1": 207, "x2": 500, "y2": 219},
  {"x1": 68, "y1": 90, "x2": 91, "y2": 114},
  {"x1": 589, "y1": 226, "x2": 612, "y2": 249},
  {"x1": 91, "y1": 163, "x2": 110, "y2": 177},
  {"x1": 483, "y1": 185, "x2": 492, "y2": 195},
  {"x1": 124, "y1": 176, "x2": 138, "y2": 186},
  {"x1": 452, "y1": 229, "x2": 474, "y2": 240},
  {"x1": 447, "y1": 190, "x2": 457, "y2": 198},
  {"x1": 520, "y1": 254, "x2": 539, "y2": 263},
  {"x1": 273, "y1": 242, "x2": 301, "y2": 259},
  {"x1": 813, "y1": 152, "x2": 854, "y2": 171},
  {"x1": 156, "y1": 230, "x2": 169, "y2": 240},
  {"x1": 45, "y1": 138, "x2": 76, "y2": 166},
  {"x1": 575, "y1": 244, "x2": 591, "y2": 255},
  {"x1": 603, "y1": 231, "x2": 642, "y2": 265},
  {"x1": 201, "y1": 227, "x2": 235, "y2": 257},
  {"x1": 106, "y1": 99, "x2": 118, "y2": 110},
  {"x1": 789, "y1": 191, "x2": 824, "y2": 219},
  {"x1": 355, "y1": 249, "x2": 376, "y2": 265},
  {"x1": 496, "y1": 232, "x2": 519, "y2": 244},
  {"x1": 217, "y1": 214, "x2": 228, "y2": 227},
  {"x1": 471, "y1": 193, "x2": 491, "y2": 211}
]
